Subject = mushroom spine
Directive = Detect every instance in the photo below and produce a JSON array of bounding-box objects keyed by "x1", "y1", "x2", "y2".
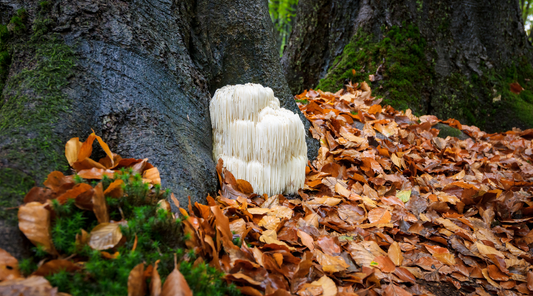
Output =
[{"x1": 210, "y1": 83, "x2": 307, "y2": 196}]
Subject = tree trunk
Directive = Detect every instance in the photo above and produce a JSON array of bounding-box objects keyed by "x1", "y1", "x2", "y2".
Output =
[
  {"x1": 283, "y1": 0, "x2": 533, "y2": 133},
  {"x1": 0, "y1": 0, "x2": 317, "y2": 259}
]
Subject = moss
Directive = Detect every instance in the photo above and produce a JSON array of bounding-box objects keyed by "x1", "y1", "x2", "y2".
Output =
[
  {"x1": 19, "y1": 171, "x2": 241, "y2": 296},
  {"x1": 0, "y1": 168, "x2": 35, "y2": 225},
  {"x1": 317, "y1": 24, "x2": 433, "y2": 114},
  {"x1": 317, "y1": 20, "x2": 533, "y2": 131},
  {"x1": 435, "y1": 124, "x2": 462, "y2": 138},
  {"x1": 0, "y1": 2, "x2": 75, "y2": 201}
]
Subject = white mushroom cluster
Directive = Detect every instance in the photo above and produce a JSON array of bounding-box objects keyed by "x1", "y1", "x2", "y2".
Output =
[{"x1": 210, "y1": 83, "x2": 307, "y2": 196}]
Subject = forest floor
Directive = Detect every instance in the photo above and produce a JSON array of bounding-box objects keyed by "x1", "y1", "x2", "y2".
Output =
[{"x1": 1, "y1": 82, "x2": 533, "y2": 296}]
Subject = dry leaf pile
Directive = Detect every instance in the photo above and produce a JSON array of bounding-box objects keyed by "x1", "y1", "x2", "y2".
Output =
[{"x1": 180, "y1": 82, "x2": 533, "y2": 296}]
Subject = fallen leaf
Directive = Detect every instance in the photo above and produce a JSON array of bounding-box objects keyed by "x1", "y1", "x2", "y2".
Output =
[
  {"x1": 33, "y1": 259, "x2": 80, "y2": 276},
  {"x1": 88, "y1": 222, "x2": 123, "y2": 250},
  {"x1": 383, "y1": 284, "x2": 412, "y2": 296},
  {"x1": 314, "y1": 249, "x2": 349, "y2": 273},
  {"x1": 161, "y1": 259, "x2": 193, "y2": 296},
  {"x1": 388, "y1": 242, "x2": 403, "y2": 266},
  {"x1": 18, "y1": 202, "x2": 56, "y2": 254},
  {"x1": 104, "y1": 179, "x2": 124, "y2": 198},
  {"x1": 143, "y1": 168, "x2": 161, "y2": 185},
  {"x1": 0, "y1": 276, "x2": 56, "y2": 295},
  {"x1": 65, "y1": 137, "x2": 82, "y2": 166},
  {"x1": 510, "y1": 82, "x2": 524, "y2": 94},
  {"x1": 92, "y1": 183, "x2": 109, "y2": 223},
  {"x1": 309, "y1": 276, "x2": 337, "y2": 296},
  {"x1": 374, "y1": 255, "x2": 396, "y2": 273},
  {"x1": 0, "y1": 248, "x2": 21, "y2": 281},
  {"x1": 151, "y1": 260, "x2": 161, "y2": 296},
  {"x1": 396, "y1": 190, "x2": 411, "y2": 203},
  {"x1": 367, "y1": 208, "x2": 391, "y2": 224},
  {"x1": 128, "y1": 263, "x2": 146, "y2": 296}
]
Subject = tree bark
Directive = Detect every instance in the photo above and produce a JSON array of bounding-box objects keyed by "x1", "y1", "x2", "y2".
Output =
[
  {"x1": 0, "y1": 0, "x2": 317, "y2": 259},
  {"x1": 283, "y1": 0, "x2": 533, "y2": 132}
]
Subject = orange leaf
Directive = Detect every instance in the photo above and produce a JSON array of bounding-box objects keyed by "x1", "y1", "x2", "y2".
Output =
[
  {"x1": 161, "y1": 259, "x2": 192, "y2": 296},
  {"x1": 0, "y1": 248, "x2": 21, "y2": 281},
  {"x1": 235, "y1": 179, "x2": 254, "y2": 195},
  {"x1": 104, "y1": 179, "x2": 124, "y2": 198},
  {"x1": 374, "y1": 255, "x2": 396, "y2": 273},
  {"x1": 93, "y1": 183, "x2": 109, "y2": 223},
  {"x1": 368, "y1": 104, "x2": 382, "y2": 115},
  {"x1": 150, "y1": 260, "x2": 161, "y2": 296},
  {"x1": 487, "y1": 265, "x2": 509, "y2": 282},
  {"x1": 72, "y1": 158, "x2": 107, "y2": 171},
  {"x1": 388, "y1": 242, "x2": 403, "y2": 266},
  {"x1": 77, "y1": 168, "x2": 114, "y2": 179},
  {"x1": 57, "y1": 183, "x2": 93, "y2": 205},
  {"x1": 143, "y1": 168, "x2": 161, "y2": 185},
  {"x1": 43, "y1": 171, "x2": 74, "y2": 195},
  {"x1": 297, "y1": 230, "x2": 315, "y2": 252},
  {"x1": 78, "y1": 133, "x2": 97, "y2": 162},
  {"x1": 367, "y1": 208, "x2": 391, "y2": 224},
  {"x1": 65, "y1": 137, "x2": 82, "y2": 166},
  {"x1": 95, "y1": 135, "x2": 115, "y2": 168},
  {"x1": 527, "y1": 271, "x2": 533, "y2": 291},
  {"x1": 18, "y1": 202, "x2": 56, "y2": 254},
  {"x1": 101, "y1": 251, "x2": 120, "y2": 259},
  {"x1": 128, "y1": 263, "x2": 146, "y2": 296},
  {"x1": 23, "y1": 187, "x2": 54, "y2": 204},
  {"x1": 32, "y1": 259, "x2": 79, "y2": 276}
]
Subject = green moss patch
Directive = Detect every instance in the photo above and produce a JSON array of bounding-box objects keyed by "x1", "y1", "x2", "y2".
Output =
[
  {"x1": 317, "y1": 24, "x2": 433, "y2": 114},
  {"x1": 0, "y1": 3, "x2": 75, "y2": 204}
]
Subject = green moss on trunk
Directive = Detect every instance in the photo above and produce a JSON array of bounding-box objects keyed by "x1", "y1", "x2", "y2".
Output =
[
  {"x1": 317, "y1": 24, "x2": 533, "y2": 131},
  {"x1": 317, "y1": 24, "x2": 433, "y2": 115},
  {"x1": 0, "y1": 3, "x2": 76, "y2": 209}
]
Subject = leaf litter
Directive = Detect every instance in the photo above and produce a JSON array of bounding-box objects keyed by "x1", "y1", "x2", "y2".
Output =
[{"x1": 1, "y1": 83, "x2": 533, "y2": 295}]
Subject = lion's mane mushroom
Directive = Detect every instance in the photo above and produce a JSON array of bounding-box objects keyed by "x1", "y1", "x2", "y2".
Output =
[{"x1": 210, "y1": 83, "x2": 307, "y2": 196}]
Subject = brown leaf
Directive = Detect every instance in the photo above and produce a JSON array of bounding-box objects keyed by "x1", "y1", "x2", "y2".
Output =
[
  {"x1": 161, "y1": 262, "x2": 192, "y2": 296},
  {"x1": 150, "y1": 260, "x2": 161, "y2": 296},
  {"x1": 510, "y1": 82, "x2": 524, "y2": 94},
  {"x1": 314, "y1": 249, "x2": 349, "y2": 273},
  {"x1": 58, "y1": 183, "x2": 93, "y2": 205},
  {"x1": 0, "y1": 248, "x2": 21, "y2": 281},
  {"x1": 78, "y1": 133, "x2": 97, "y2": 162},
  {"x1": 236, "y1": 179, "x2": 254, "y2": 194},
  {"x1": 210, "y1": 205, "x2": 233, "y2": 240},
  {"x1": 101, "y1": 251, "x2": 119, "y2": 259},
  {"x1": 104, "y1": 179, "x2": 124, "y2": 198},
  {"x1": 309, "y1": 276, "x2": 337, "y2": 296},
  {"x1": 393, "y1": 267, "x2": 416, "y2": 283},
  {"x1": 297, "y1": 230, "x2": 315, "y2": 251},
  {"x1": 0, "y1": 276, "x2": 56, "y2": 295},
  {"x1": 18, "y1": 202, "x2": 56, "y2": 254},
  {"x1": 383, "y1": 284, "x2": 412, "y2": 296},
  {"x1": 374, "y1": 255, "x2": 396, "y2": 273},
  {"x1": 76, "y1": 168, "x2": 115, "y2": 179},
  {"x1": 33, "y1": 260, "x2": 80, "y2": 276},
  {"x1": 95, "y1": 134, "x2": 115, "y2": 168},
  {"x1": 348, "y1": 241, "x2": 386, "y2": 267},
  {"x1": 93, "y1": 183, "x2": 109, "y2": 223},
  {"x1": 367, "y1": 208, "x2": 391, "y2": 224},
  {"x1": 88, "y1": 222, "x2": 123, "y2": 250},
  {"x1": 43, "y1": 171, "x2": 74, "y2": 195},
  {"x1": 527, "y1": 270, "x2": 533, "y2": 291},
  {"x1": 128, "y1": 263, "x2": 146, "y2": 296},
  {"x1": 487, "y1": 265, "x2": 509, "y2": 281},
  {"x1": 23, "y1": 187, "x2": 54, "y2": 204},
  {"x1": 143, "y1": 168, "x2": 161, "y2": 185},
  {"x1": 65, "y1": 137, "x2": 82, "y2": 166},
  {"x1": 388, "y1": 242, "x2": 403, "y2": 266}
]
